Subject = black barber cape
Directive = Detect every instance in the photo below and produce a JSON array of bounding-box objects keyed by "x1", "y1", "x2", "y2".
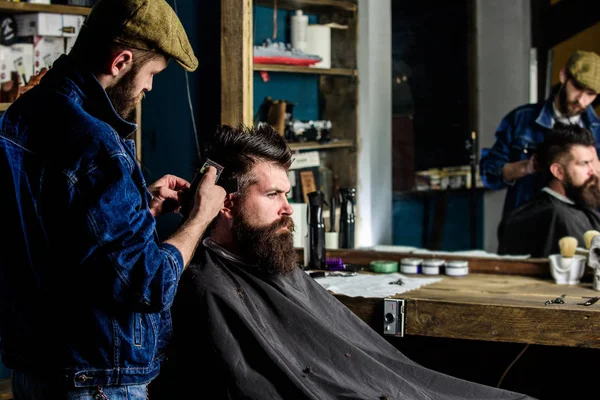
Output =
[
  {"x1": 156, "y1": 239, "x2": 533, "y2": 400},
  {"x1": 498, "y1": 188, "x2": 600, "y2": 258}
]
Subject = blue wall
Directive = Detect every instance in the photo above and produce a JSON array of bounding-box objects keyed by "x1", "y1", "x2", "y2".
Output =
[
  {"x1": 141, "y1": 0, "x2": 220, "y2": 239},
  {"x1": 393, "y1": 191, "x2": 484, "y2": 250}
]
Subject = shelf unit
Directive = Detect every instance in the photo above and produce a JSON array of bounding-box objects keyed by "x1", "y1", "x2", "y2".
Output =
[
  {"x1": 0, "y1": 2, "x2": 90, "y2": 15},
  {"x1": 288, "y1": 139, "x2": 354, "y2": 151},
  {"x1": 221, "y1": 0, "x2": 359, "y2": 192},
  {"x1": 0, "y1": 2, "x2": 143, "y2": 162},
  {"x1": 253, "y1": 64, "x2": 356, "y2": 76}
]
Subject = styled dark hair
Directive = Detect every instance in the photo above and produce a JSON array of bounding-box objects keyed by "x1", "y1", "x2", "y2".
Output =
[
  {"x1": 536, "y1": 123, "x2": 595, "y2": 171},
  {"x1": 180, "y1": 124, "x2": 292, "y2": 221},
  {"x1": 201, "y1": 124, "x2": 293, "y2": 194}
]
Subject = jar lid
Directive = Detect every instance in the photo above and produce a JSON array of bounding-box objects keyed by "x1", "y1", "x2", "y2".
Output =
[
  {"x1": 446, "y1": 260, "x2": 468, "y2": 268},
  {"x1": 370, "y1": 260, "x2": 399, "y2": 273},
  {"x1": 401, "y1": 258, "x2": 423, "y2": 266},
  {"x1": 423, "y1": 258, "x2": 445, "y2": 266}
]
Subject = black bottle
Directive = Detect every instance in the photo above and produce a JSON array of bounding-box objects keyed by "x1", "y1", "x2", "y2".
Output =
[
  {"x1": 307, "y1": 191, "x2": 326, "y2": 270},
  {"x1": 339, "y1": 188, "x2": 356, "y2": 249}
]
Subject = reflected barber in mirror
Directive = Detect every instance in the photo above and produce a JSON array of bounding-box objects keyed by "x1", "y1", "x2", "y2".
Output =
[
  {"x1": 480, "y1": 50, "x2": 600, "y2": 217},
  {"x1": 497, "y1": 124, "x2": 600, "y2": 257}
]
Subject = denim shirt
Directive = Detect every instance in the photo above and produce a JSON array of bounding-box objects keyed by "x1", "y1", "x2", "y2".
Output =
[
  {"x1": 0, "y1": 55, "x2": 184, "y2": 387},
  {"x1": 479, "y1": 95, "x2": 600, "y2": 216}
]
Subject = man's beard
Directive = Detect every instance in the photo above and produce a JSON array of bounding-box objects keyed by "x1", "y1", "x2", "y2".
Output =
[
  {"x1": 106, "y1": 67, "x2": 142, "y2": 122},
  {"x1": 233, "y1": 213, "x2": 298, "y2": 276},
  {"x1": 557, "y1": 83, "x2": 584, "y2": 117},
  {"x1": 564, "y1": 173, "x2": 600, "y2": 208}
]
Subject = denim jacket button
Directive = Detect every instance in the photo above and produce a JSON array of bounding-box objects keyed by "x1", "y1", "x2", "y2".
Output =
[{"x1": 76, "y1": 374, "x2": 88, "y2": 382}]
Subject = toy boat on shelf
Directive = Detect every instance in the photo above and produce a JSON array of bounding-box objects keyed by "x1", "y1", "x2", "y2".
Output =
[{"x1": 253, "y1": 39, "x2": 322, "y2": 66}]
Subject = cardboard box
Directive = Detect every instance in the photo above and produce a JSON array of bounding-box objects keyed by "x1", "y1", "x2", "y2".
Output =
[
  {"x1": 61, "y1": 14, "x2": 84, "y2": 38},
  {"x1": 15, "y1": 13, "x2": 63, "y2": 37},
  {"x1": 33, "y1": 35, "x2": 64, "y2": 75},
  {"x1": 64, "y1": 36, "x2": 76, "y2": 55},
  {"x1": 0, "y1": 45, "x2": 12, "y2": 84},
  {"x1": 11, "y1": 43, "x2": 34, "y2": 85}
]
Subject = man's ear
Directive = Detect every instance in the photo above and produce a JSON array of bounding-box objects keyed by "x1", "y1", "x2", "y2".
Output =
[
  {"x1": 220, "y1": 193, "x2": 237, "y2": 219},
  {"x1": 108, "y1": 49, "x2": 134, "y2": 77},
  {"x1": 550, "y1": 162, "x2": 565, "y2": 181},
  {"x1": 559, "y1": 68, "x2": 567, "y2": 85}
]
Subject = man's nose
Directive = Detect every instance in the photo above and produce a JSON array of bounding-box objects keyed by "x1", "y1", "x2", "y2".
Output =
[{"x1": 281, "y1": 199, "x2": 293, "y2": 216}]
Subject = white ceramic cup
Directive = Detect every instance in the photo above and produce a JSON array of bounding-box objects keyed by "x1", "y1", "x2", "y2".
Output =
[{"x1": 548, "y1": 254, "x2": 586, "y2": 285}]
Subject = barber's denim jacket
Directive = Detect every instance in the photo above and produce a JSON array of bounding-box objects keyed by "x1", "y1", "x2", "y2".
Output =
[
  {"x1": 0, "y1": 55, "x2": 184, "y2": 387},
  {"x1": 479, "y1": 96, "x2": 600, "y2": 216}
]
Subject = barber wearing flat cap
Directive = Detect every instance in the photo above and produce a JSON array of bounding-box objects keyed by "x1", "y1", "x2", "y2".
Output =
[
  {"x1": 480, "y1": 50, "x2": 600, "y2": 217},
  {"x1": 0, "y1": 0, "x2": 225, "y2": 399}
]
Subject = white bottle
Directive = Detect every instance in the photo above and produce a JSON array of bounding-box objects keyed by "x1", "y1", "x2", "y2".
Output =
[{"x1": 290, "y1": 9, "x2": 308, "y2": 52}]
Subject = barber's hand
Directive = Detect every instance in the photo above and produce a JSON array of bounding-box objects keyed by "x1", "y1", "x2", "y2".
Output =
[
  {"x1": 147, "y1": 174, "x2": 190, "y2": 217},
  {"x1": 502, "y1": 158, "x2": 536, "y2": 182},
  {"x1": 20, "y1": 68, "x2": 48, "y2": 96},
  {"x1": 190, "y1": 166, "x2": 226, "y2": 221}
]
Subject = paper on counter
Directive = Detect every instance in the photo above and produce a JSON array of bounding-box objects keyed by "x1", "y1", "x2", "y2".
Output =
[{"x1": 307, "y1": 271, "x2": 442, "y2": 298}]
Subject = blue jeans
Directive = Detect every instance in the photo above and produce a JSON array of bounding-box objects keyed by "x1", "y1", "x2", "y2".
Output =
[{"x1": 12, "y1": 370, "x2": 148, "y2": 400}]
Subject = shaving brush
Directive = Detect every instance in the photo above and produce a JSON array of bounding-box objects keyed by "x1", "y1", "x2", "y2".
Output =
[
  {"x1": 559, "y1": 236, "x2": 577, "y2": 258},
  {"x1": 584, "y1": 230, "x2": 600, "y2": 250},
  {"x1": 550, "y1": 236, "x2": 586, "y2": 284},
  {"x1": 556, "y1": 236, "x2": 578, "y2": 272}
]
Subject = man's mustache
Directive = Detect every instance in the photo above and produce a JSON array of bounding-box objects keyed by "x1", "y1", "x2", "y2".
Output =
[{"x1": 269, "y1": 216, "x2": 295, "y2": 233}]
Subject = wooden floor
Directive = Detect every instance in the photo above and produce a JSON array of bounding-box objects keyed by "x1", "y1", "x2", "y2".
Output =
[{"x1": 0, "y1": 379, "x2": 11, "y2": 400}]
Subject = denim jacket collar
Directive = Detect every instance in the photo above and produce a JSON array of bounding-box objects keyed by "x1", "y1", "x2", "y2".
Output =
[
  {"x1": 43, "y1": 54, "x2": 138, "y2": 139},
  {"x1": 536, "y1": 93, "x2": 600, "y2": 130}
]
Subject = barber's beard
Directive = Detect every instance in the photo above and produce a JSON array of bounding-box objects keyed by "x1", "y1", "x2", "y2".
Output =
[
  {"x1": 233, "y1": 214, "x2": 298, "y2": 276},
  {"x1": 106, "y1": 68, "x2": 142, "y2": 123},
  {"x1": 557, "y1": 83, "x2": 584, "y2": 117},
  {"x1": 564, "y1": 174, "x2": 600, "y2": 209}
]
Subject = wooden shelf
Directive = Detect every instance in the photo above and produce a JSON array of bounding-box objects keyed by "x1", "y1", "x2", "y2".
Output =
[
  {"x1": 288, "y1": 139, "x2": 354, "y2": 151},
  {"x1": 254, "y1": 64, "x2": 356, "y2": 76},
  {"x1": 0, "y1": 2, "x2": 90, "y2": 15},
  {"x1": 254, "y1": 0, "x2": 356, "y2": 12}
]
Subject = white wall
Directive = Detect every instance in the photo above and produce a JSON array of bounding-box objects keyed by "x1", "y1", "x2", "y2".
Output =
[
  {"x1": 476, "y1": 0, "x2": 531, "y2": 252},
  {"x1": 357, "y1": 0, "x2": 393, "y2": 246}
]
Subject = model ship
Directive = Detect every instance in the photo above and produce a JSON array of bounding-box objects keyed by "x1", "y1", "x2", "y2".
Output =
[{"x1": 253, "y1": 39, "x2": 321, "y2": 66}]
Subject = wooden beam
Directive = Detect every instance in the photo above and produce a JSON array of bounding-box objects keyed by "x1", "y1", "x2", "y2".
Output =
[{"x1": 221, "y1": 0, "x2": 253, "y2": 126}]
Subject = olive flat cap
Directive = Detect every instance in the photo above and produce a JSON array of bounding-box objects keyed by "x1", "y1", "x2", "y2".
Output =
[
  {"x1": 566, "y1": 50, "x2": 600, "y2": 94},
  {"x1": 83, "y1": 0, "x2": 198, "y2": 71}
]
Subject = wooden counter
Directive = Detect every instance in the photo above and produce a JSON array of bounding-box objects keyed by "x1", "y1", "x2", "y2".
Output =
[{"x1": 336, "y1": 273, "x2": 600, "y2": 349}]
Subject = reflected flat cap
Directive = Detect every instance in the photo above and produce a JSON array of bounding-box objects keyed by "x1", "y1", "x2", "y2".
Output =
[
  {"x1": 83, "y1": 0, "x2": 198, "y2": 71},
  {"x1": 566, "y1": 50, "x2": 600, "y2": 94}
]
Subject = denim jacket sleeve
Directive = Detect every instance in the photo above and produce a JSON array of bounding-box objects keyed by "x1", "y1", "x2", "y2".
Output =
[
  {"x1": 74, "y1": 151, "x2": 184, "y2": 313},
  {"x1": 479, "y1": 113, "x2": 516, "y2": 189}
]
